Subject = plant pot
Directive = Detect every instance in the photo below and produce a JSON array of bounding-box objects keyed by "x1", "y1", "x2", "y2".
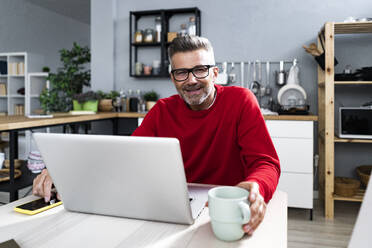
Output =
[
  {"x1": 146, "y1": 101, "x2": 156, "y2": 111},
  {"x1": 98, "y1": 99, "x2": 113, "y2": 112},
  {"x1": 73, "y1": 100, "x2": 83, "y2": 110},
  {"x1": 82, "y1": 100, "x2": 98, "y2": 112}
]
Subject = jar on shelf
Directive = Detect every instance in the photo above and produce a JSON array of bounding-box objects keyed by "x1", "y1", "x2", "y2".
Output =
[
  {"x1": 144, "y1": 29, "x2": 155, "y2": 43},
  {"x1": 135, "y1": 62, "x2": 143, "y2": 75},
  {"x1": 143, "y1": 65, "x2": 152, "y2": 75},
  {"x1": 134, "y1": 30, "x2": 143, "y2": 43},
  {"x1": 178, "y1": 24, "x2": 187, "y2": 37},
  {"x1": 155, "y1": 16, "x2": 162, "y2": 42},
  {"x1": 152, "y1": 60, "x2": 161, "y2": 75},
  {"x1": 187, "y1": 16, "x2": 196, "y2": 36}
]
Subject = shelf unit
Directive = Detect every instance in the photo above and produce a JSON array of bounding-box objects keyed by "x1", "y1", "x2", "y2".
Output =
[
  {"x1": 317, "y1": 21, "x2": 372, "y2": 219},
  {"x1": 0, "y1": 52, "x2": 44, "y2": 116},
  {"x1": 0, "y1": 52, "x2": 27, "y2": 116},
  {"x1": 129, "y1": 7, "x2": 201, "y2": 78}
]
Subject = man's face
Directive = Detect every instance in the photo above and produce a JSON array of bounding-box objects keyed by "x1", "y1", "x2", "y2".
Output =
[{"x1": 170, "y1": 49, "x2": 218, "y2": 111}]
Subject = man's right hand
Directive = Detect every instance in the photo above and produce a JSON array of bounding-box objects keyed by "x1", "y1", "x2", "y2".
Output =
[{"x1": 32, "y1": 169, "x2": 60, "y2": 202}]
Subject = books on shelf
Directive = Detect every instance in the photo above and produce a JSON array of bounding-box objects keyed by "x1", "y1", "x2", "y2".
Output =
[
  {"x1": 8, "y1": 62, "x2": 24, "y2": 76},
  {"x1": 14, "y1": 104, "x2": 24, "y2": 115},
  {"x1": 0, "y1": 83, "x2": 6, "y2": 96}
]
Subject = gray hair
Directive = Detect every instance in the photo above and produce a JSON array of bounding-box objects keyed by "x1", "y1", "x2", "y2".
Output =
[{"x1": 168, "y1": 35, "x2": 215, "y2": 64}]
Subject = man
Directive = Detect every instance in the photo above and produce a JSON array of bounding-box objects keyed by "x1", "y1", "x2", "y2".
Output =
[{"x1": 33, "y1": 36, "x2": 280, "y2": 236}]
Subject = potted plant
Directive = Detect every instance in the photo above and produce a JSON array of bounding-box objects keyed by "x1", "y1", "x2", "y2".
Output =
[
  {"x1": 143, "y1": 90, "x2": 159, "y2": 111},
  {"x1": 73, "y1": 91, "x2": 100, "y2": 112},
  {"x1": 96, "y1": 90, "x2": 120, "y2": 112},
  {"x1": 39, "y1": 42, "x2": 91, "y2": 113}
]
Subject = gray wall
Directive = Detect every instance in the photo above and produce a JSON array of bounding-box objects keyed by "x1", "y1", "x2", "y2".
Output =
[
  {"x1": 93, "y1": 0, "x2": 372, "y2": 180},
  {"x1": 0, "y1": 0, "x2": 90, "y2": 72},
  {"x1": 91, "y1": 0, "x2": 114, "y2": 91}
]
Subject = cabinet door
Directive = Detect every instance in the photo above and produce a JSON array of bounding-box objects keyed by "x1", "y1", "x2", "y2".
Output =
[
  {"x1": 277, "y1": 172, "x2": 313, "y2": 209},
  {"x1": 266, "y1": 120, "x2": 313, "y2": 138},
  {"x1": 271, "y1": 137, "x2": 313, "y2": 173}
]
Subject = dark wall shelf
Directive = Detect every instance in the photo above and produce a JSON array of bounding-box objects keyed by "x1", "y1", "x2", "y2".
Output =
[
  {"x1": 129, "y1": 7, "x2": 201, "y2": 78},
  {"x1": 0, "y1": 163, "x2": 39, "y2": 193}
]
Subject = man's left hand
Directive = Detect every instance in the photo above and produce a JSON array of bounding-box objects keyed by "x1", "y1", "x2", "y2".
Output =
[{"x1": 236, "y1": 181, "x2": 266, "y2": 236}]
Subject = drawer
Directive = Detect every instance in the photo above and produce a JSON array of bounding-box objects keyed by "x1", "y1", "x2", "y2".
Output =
[
  {"x1": 266, "y1": 120, "x2": 313, "y2": 138},
  {"x1": 272, "y1": 137, "x2": 313, "y2": 173},
  {"x1": 277, "y1": 172, "x2": 313, "y2": 209}
]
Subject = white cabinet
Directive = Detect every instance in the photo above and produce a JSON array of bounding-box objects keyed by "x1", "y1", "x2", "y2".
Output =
[{"x1": 266, "y1": 120, "x2": 314, "y2": 211}]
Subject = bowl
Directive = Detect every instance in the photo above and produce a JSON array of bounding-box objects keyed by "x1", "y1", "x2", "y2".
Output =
[
  {"x1": 4, "y1": 159, "x2": 23, "y2": 169},
  {"x1": 334, "y1": 177, "x2": 360, "y2": 197},
  {"x1": 356, "y1": 165, "x2": 372, "y2": 187}
]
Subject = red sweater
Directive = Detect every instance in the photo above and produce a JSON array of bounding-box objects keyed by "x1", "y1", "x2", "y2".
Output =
[{"x1": 132, "y1": 85, "x2": 280, "y2": 203}]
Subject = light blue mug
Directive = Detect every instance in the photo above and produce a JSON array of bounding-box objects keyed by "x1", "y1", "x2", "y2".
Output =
[{"x1": 208, "y1": 186, "x2": 251, "y2": 242}]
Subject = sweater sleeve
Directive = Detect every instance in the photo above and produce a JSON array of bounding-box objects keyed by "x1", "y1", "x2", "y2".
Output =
[
  {"x1": 237, "y1": 90, "x2": 281, "y2": 203},
  {"x1": 132, "y1": 103, "x2": 159, "y2": 137}
]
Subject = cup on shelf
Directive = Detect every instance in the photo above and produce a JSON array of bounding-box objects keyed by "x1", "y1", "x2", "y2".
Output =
[{"x1": 27, "y1": 151, "x2": 45, "y2": 173}]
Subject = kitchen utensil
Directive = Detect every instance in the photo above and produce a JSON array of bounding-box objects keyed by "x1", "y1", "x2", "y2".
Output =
[
  {"x1": 240, "y1": 62, "x2": 244, "y2": 87},
  {"x1": 228, "y1": 62, "x2": 236, "y2": 84},
  {"x1": 265, "y1": 61, "x2": 272, "y2": 95},
  {"x1": 216, "y1": 62, "x2": 228, "y2": 85},
  {"x1": 275, "y1": 60, "x2": 286, "y2": 86},
  {"x1": 246, "y1": 61, "x2": 251, "y2": 89},
  {"x1": 250, "y1": 61, "x2": 259, "y2": 95},
  {"x1": 277, "y1": 59, "x2": 307, "y2": 107},
  {"x1": 257, "y1": 60, "x2": 266, "y2": 97}
]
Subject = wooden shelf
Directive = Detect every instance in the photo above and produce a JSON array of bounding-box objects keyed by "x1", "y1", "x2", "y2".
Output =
[
  {"x1": 318, "y1": 21, "x2": 372, "y2": 219},
  {"x1": 131, "y1": 74, "x2": 169, "y2": 78},
  {"x1": 319, "y1": 81, "x2": 372, "y2": 87},
  {"x1": 333, "y1": 21, "x2": 372, "y2": 34},
  {"x1": 334, "y1": 189, "x2": 365, "y2": 202},
  {"x1": 131, "y1": 42, "x2": 161, "y2": 47},
  {"x1": 335, "y1": 81, "x2": 372, "y2": 85},
  {"x1": 334, "y1": 137, "x2": 372, "y2": 143}
]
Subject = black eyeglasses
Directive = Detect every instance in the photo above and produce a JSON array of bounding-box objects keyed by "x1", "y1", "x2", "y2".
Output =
[{"x1": 171, "y1": 65, "x2": 215, "y2": 82}]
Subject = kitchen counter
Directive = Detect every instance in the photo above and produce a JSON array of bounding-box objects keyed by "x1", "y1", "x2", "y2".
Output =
[{"x1": 263, "y1": 115, "x2": 318, "y2": 121}]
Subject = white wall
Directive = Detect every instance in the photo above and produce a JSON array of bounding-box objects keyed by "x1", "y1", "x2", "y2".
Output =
[{"x1": 0, "y1": 0, "x2": 90, "y2": 72}]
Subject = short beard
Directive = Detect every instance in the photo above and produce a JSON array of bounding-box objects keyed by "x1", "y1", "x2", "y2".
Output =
[{"x1": 181, "y1": 83, "x2": 214, "y2": 106}]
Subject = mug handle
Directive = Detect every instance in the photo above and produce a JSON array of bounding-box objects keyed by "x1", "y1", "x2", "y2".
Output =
[{"x1": 238, "y1": 201, "x2": 251, "y2": 224}]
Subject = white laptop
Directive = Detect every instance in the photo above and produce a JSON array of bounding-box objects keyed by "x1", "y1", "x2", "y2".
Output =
[{"x1": 33, "y1": 133, "x2": 212, "y2": 224}]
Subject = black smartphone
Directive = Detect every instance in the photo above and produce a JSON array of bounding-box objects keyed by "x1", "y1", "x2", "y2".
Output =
[{"x1": 14, "y1": 193, "x2": 62, "y2": 215}]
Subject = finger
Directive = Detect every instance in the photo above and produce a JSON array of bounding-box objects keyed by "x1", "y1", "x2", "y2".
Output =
[
  {"x1": 245, "y1": 201, "x2": 266, "y2": 235},
  {"x1": 205, "y1": 201, "x2": 208, "y2": 207},
  {"x1": 248, "y1": 204, "x2": 266, "y2": 235},
  {"x1": 33, "y1": 173, "x2": 47, "y2": 196},
  {"x1": 248, "y1": 184, "x2": 259, "y2": 203},
  {"x1": 43, "y1": 178, "x2": 53, "y2": 202}
]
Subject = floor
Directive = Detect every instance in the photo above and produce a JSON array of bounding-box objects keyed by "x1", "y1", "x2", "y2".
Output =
[
  {"x1": 0, "y1": 191, "x2": 360, "y2": 248},
  {"x1": 288, "y1": 200, "x2": 360, "y2": 248}
]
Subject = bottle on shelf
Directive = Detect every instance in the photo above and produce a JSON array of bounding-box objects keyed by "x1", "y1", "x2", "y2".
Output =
[
  {"x1": 137, "y1": 89, "x2": 146, "y2": 113},
  {"x1": 144, "y1": 29, "x2": 155, "y2": 43},
  {"x1": 119, "y1": 88, "x2": 127, "y2": 112},
  {"x1": 134, "y1": 30, "x2": 143, "y2": 43},
  {"x1": 179, "y1": 24, "x2": 187, "y2": 37},
  {"x1": 129, "y1": 89, "x2": 138, "y2": 112},
  {"x1": 187, "y1": 16, "x2": 196, "y2": 36},
  {"x1": 155, "y1": 16, "x2": 162, "y2": 42}
]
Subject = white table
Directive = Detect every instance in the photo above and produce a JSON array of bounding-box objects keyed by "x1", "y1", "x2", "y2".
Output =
[{"x1": 0, "y1": 191, "x2": 287, "y2": 248}]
